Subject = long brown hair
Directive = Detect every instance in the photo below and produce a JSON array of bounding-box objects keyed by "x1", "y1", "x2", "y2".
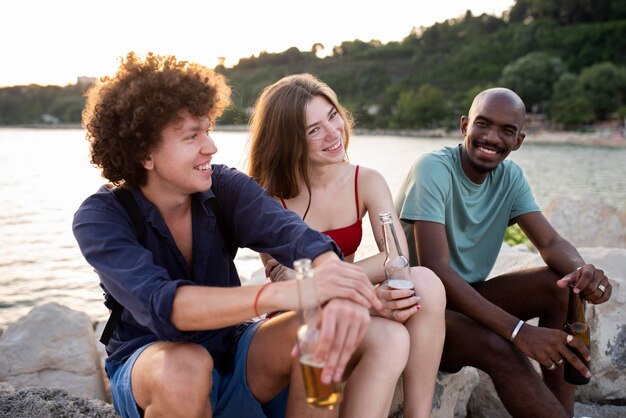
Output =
[{"x1": 247, "y1": 73, "x2": 353, "y2": 199}]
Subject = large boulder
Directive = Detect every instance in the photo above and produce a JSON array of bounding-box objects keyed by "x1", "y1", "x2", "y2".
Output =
[
  {"x1": 0, "y1": 302, "x2": 107, "y2": 401},
  {"x1": 388, "y1": 368, "x2": 479, "y2": 418},
  {"x1": 432, "y1": 369, "x2": 480, "y2": 418},
  {"x1": 544, "y1": 197, "x2": 626, "y2": 248}
]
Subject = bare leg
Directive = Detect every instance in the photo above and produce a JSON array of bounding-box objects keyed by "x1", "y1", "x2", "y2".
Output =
[
  {"x1": 403, "y1": 267, "x2": 447, "y2": 418},
  {"x1": 132, "y1": 342, "x2": 213, "y2": 418},
  {"x1": 472, "y1": 267, "x2": 573, "y2": 415},
  {"x1": 340, "y1": 317, "x2": 409, "y2": 418},
  {"x1": 441, "y1": 267, "x2": 572, "y2": 418},
  {"x1": 248, "y1": 312, "x2": 340, "y2": 418}
]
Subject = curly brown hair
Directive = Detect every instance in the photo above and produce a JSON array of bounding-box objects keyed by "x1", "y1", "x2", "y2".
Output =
[{"x1": 83, "y1": 52, "x2": 231, "y2": 187}]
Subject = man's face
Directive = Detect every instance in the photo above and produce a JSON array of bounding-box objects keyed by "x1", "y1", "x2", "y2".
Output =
[
  {"x1": 460, "y1": 94, "x2": 525, "y2": 184},
  {"x1": 143, "y1": 112, "x2": 217, "y2": 195}
]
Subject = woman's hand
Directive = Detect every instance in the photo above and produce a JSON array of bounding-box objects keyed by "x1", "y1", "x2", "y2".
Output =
[
  {"x1": 371, "y1": 282, "x2": 421, "y2": 323},
  {"x1": 265, "y1": 258, "x2": 296, "y2": 282}
]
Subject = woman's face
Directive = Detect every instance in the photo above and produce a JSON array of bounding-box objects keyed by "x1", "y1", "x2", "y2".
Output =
[{"x1": 304, "y1": 95, "x2": 346, "y2": 165}]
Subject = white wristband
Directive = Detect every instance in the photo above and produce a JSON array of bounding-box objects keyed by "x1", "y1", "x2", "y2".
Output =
[{"x1": 510, "y1": 320, "x2": 524, "y2": 341}]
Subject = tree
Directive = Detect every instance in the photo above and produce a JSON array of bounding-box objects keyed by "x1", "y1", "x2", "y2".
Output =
[
  {"x1": 393, "y1": 84, "x2": 449, "y2": 129},
  {"x1": 311, "y1": 43, "x2": 324, "y2": 57},
  {"x1": 577, "y1": 62, "x2": 626, "y2": 120},
  {"x1": 499, "y1": 51, "x2": 566, "y2": 112},
  {"x1": 551, "y1": 72, "x2": 594, "y2": 127}
]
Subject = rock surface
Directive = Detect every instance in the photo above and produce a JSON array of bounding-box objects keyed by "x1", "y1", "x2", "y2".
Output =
[
  {"x1": 0, "y1": 303, "x2": 107, "y2": 401},
  {"x1": 0, "y1": 382, "x2": 117, "y2": 418},
  {"x1": 544, "y1": 197, "x2": 626, "y2": 249}
]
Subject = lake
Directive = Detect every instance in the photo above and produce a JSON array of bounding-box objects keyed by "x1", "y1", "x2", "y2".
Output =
[{"x1": 1, "y1": 128, "x2": 624, "y2": 328}]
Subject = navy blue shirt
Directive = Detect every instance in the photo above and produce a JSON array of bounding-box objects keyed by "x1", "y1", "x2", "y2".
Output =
[{"x1": 73, "y1": 165, "x2": 340, "y2": 373}]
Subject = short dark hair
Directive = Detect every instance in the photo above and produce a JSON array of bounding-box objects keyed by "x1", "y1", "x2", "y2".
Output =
[{"x1": 83, "y1": 52, "x2": 231, "y2": 187}]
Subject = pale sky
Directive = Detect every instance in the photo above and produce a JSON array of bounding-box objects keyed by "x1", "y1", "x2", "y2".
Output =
[{"x1": 1, "y1": 0, "x2": 515, "y2": 87}]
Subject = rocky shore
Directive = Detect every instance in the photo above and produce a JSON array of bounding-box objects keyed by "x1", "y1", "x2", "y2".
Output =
[{"x1": 0, "y1": 198, "x2": 624, "y2": 418}]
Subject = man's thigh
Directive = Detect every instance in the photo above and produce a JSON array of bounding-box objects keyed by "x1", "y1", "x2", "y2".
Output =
[
  {"x1": 441, "y1": 267, "x2": 564, "y2": 370},
  {"x1": 247, "y1": 312, "x2": 299, "y2": 402},
  {"x1": 471, "y1": 266, "x2": 563, "y2": 320}
]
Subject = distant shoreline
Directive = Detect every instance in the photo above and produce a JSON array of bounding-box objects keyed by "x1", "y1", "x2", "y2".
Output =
[{"x1": 2, "y1": 124, "x2": 625, "y2": 148}]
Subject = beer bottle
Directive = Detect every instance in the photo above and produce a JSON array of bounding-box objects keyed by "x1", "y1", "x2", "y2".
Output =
[
  {"x1": 294, "y1": 258, "x2": 343, "y2": 409},
  {"x1": 563, "y1": 285, "x2": 591, "y2": 385},
  {"x1": 379, "y1": 212, "x2": 413, "y2": 292}
]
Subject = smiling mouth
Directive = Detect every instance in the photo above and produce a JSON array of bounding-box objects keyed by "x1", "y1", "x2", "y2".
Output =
[
  {"x1": 323, "y1": 140, "x2": 342, "y2": 152},
  {"x1": 475, "y1": 141, "x2": 504, "y2": 155},
  {"x1": 478, "y1": 146, "x2": 497, "y2": 155},
  {"x1": 194, "y1": 163, "x2": 211, "y2": 171}
]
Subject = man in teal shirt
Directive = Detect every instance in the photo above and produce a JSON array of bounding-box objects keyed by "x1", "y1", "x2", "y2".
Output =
[{"x1": 395, "y1": 87, "x2": 612, "y2": 418}]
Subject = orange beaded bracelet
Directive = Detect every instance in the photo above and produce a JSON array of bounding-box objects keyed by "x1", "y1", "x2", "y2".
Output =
[{"x1": 253, "y1": 282, "x2": 271, "y2": 318}]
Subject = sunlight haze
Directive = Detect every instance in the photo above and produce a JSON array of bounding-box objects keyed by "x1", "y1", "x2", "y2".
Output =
[{"x1": 1, "y1": 0, "x2": 515, "y2": 87}]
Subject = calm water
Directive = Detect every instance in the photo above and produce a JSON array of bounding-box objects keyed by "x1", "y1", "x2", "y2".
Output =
[{"x1": 1, "y1": 128, "x2": 624, "y2": 328}]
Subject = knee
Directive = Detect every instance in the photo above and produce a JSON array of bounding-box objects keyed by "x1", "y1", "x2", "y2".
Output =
[
  {"x1": 370, "y1": 319, "x2": 410, "y2": 365},
  {"x1": 539, "y1": 267, "x2": 569, "y2": 315},
  {"x1": 152, "y1": 343, "x2": 214, "y2": 399},
  {"x1": 411, "y1": 266, "x2": 447, "y2": 314},
  {"x1": 475, "y1": 332, "x2": 526, "y2": 372}
]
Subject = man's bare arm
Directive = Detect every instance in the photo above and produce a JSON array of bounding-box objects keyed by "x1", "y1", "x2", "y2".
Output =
[
  {"x1": 516, "y1": 211, "x2": 611, "y2": 304},
  {"x1": 414, "y1": 220, "x2": 519, "y2": 338}
]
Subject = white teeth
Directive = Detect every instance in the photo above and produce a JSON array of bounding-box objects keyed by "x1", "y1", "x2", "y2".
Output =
[
  {"x1": 194, "y1": 163, "x2": 211, "y2": 171},
  {"x1": 479, "y1": 146, "x2": 497, "y2": 155},
  {"x1": 325, "y1": 141, "x2": 341, "y2": 152}
]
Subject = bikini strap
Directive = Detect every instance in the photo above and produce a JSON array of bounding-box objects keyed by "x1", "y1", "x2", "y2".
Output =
[
  {"x1": 354, "y1": 165, "x2": 360, "y2": 220},
  {"x1": 279, "y1": 197, "x2": 287, "y2": 209}
]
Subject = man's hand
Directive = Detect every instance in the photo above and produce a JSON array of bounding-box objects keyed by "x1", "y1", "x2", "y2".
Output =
[
  {"x1": 297, "y1": 298, "x2": 370, "y2": 385},
  {"x1": 513, "y1": 323, "x2": 591, "y2": 379},
  {"x1": 371, "y1": 282, "x2": 421, "y2": 323},
  {"x1": 312, "y1": 259, "x2": 382, "y2": 311},
  {"x1": 557, "y1": 264, "x2": 611, "y2": 304}
]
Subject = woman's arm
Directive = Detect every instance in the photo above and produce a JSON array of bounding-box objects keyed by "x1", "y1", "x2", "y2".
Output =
[{"x1": 353, "y1": 167, "x2": 408, "y2": 284}]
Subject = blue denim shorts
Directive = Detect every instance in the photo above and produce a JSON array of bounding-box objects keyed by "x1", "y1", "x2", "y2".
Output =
[{"x1": 105, "y1": 320, "x2": 287, "y2": 418}]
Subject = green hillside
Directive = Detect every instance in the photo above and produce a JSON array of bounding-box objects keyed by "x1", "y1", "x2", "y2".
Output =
[{"x1": 2, "y1": 0, "x2": 625, "y2": 129}]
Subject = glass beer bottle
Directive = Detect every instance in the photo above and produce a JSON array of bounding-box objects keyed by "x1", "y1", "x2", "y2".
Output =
[
  {"x1": 563, "y1": 285, "x2": 591, "y2": 385},
  {"x1": 294, "y1": 258, "x2": 343, "y2": 409},
  {"x1": 379, "y1": 212, "x2": 415, "y2": 304}
]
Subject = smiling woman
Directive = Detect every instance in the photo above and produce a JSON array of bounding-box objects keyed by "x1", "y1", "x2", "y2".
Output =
[{"x1": 247, "y1": 73, "x2": 447, "y2": 418}]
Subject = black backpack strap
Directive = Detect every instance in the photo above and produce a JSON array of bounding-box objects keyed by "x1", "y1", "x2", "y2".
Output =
[
  {"x1": 99, "y1": 187, "x2": 145, "y2": 345},
  {"x1": 99, "y1": 302, "x2": 123, "y2": 345},
  {"x1": 113, "y1": 187, "x2": 146, "y2": 241}
]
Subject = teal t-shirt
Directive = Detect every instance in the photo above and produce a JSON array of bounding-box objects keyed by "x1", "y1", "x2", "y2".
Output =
[{"x1": 395, "y1": 145, "x2": 540, "y2": 283}]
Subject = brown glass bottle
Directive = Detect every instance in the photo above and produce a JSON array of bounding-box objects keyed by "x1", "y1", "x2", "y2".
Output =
[{"x1": 563, "y1": 286, "x2": 591, "y2": 385}]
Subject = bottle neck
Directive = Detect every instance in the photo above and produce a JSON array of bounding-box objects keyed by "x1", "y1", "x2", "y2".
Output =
[
  {"x1": 566, "y1": 287, "x2": 587, "y2": 324},
  {"x1": 382, "y1": 220, "x2": 404, "y2": 259},
  {"x1": 294, "y1": 258, "x2": 319, "y2": 322}
]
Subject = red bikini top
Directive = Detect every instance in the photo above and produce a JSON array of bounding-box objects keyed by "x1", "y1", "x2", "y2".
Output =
[{"x1": 280, "y1": 166, "x2": 363, "y2": 257}]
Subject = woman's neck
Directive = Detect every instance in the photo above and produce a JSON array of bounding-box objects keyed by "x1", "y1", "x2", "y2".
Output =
[{"x1": 307, "y1": 161, "x2": 350, "y2": 189}]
